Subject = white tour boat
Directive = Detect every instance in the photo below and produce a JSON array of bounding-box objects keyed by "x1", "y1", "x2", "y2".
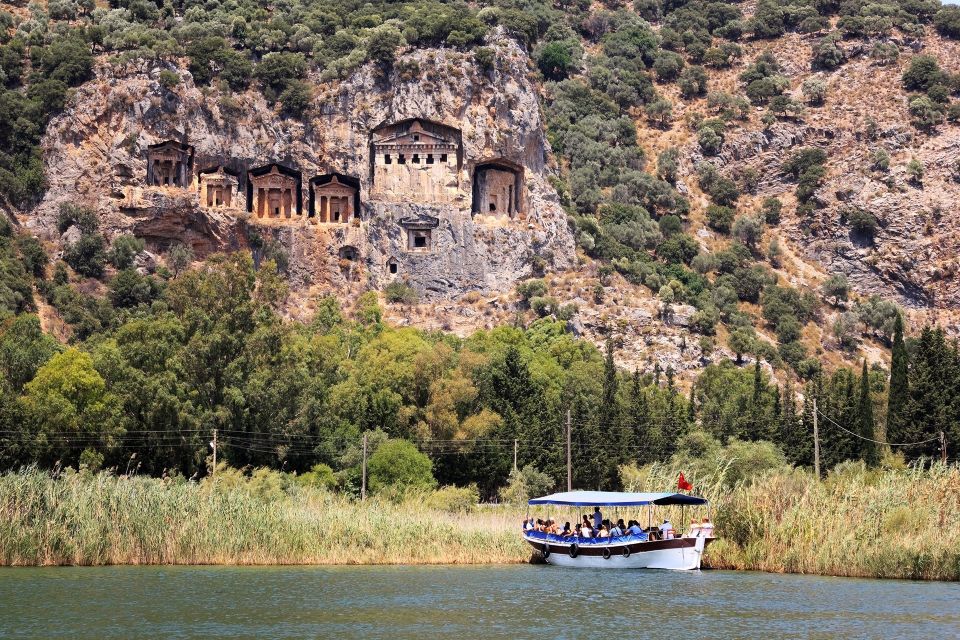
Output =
[{"x1": 523, "y1": 490, "x2": 716, "y2": 570}]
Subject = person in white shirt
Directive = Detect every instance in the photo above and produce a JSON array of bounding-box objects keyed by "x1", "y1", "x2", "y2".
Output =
[
  {"x1": 659, "y1": 519, "x2": 674, "y2": 540},
  {"x1": 687, "y1": 519, "x2": 701, "y2": 538},
  {"x1": 598, "y1": 525, "x2": 609, "y2": 538},
  {"x1": 700, "y1": 518, "x2": 715, "y2": 537}
]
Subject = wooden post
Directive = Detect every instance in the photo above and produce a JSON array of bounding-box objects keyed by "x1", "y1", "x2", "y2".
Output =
[
  {"x1": 566, "y1": 408, "x2": 572, "y2": 492},
  {"x1": 211, "y1": 428, "x2": 217, "y2": 480},
  {"x1": 941, "y1": 431, "x2": 947, "y2": 465},
  {"x1": 513, "y1": 439, "x2": 518, "y2": 472},
  {"x1": 361, "y1": 433, "x2": 368, "y2": 501},
  {"x1": 813, "y1": 398, "x2": 821, "y2": 480}
]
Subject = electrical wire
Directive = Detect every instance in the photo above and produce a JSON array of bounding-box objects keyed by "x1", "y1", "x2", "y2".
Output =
[{"x1": 816, "y1": 409, "x2": 942, "y2": 447}]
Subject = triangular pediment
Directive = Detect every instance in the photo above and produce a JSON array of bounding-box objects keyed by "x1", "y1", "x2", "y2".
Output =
[{"x1": 398, "y1": 214, "x2": 440, "y2": 229}]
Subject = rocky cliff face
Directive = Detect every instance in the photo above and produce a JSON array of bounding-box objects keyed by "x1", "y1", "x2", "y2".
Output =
[
  {"x1": 676, "y1": 32, "x2": 960, "y2": 311},
  {"x1": 30, "y1": 32, "x2": 574, "y2": 299}
]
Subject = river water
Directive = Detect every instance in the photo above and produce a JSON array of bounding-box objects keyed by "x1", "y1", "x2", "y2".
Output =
[{"x1": 1, "y1": 565, "x2": 958, "y2": 639}]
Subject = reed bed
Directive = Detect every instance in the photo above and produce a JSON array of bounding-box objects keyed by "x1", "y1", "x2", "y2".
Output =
[
  {"x1": 0, "y1": 470, "x2": 527, "y2": 566},
  {"x1": 3, "y1": 465, "x2": 960, "y2": 580}
]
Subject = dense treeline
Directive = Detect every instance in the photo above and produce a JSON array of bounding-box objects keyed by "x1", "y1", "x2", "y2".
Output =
[{"x1": 0, "y1": 206, "x2": 954, "y2": 497}]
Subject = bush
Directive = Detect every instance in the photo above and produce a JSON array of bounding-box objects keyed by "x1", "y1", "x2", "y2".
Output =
[
  {"x1": 869, "y1": 149, "x2": 890, "y2": 172},
  {"x1": 906, "y1": 157, "x2": 924, "y2": 183},
  {"x1": 802, "y1": 77, "x2": 827, "y2": 105},
  {"x1": 384, "y1": 281, "x2": 419, "y2": 305},
  {"x1": 909, "y1": 96, "x2": 944, "y2": 132},
  {"x1": 254, "y1": 52, "x2": 307, "y2": 103},
  {"x1": 422, "y1": 484, "x2": 479, "y2": 512},
  {"x1": 108, "y1": 269, "x2": 160, "y2": 308},
  {"x1": 822, "y1": 273, "x2": 849, "y2": 305},
  {"x1": 63, "y1": 234, "x2": 107, "y2": 278},
  {"x1": 847, "y1": 208, "x2": 878, "y2": 237},
  {"x1": 366, "y1": 25, "x2": 403, "y2": 66},
  {"x1": 537, "y1": 41, "x2": 576, "y2": 80},
  {"x1": 279, "y1": 80, "x2": 313, "y2": 118},
  {"x1": 706, "y1": 204, "x2": 735, "y2": 233},
  {"x1": 108, "y1": 234, "x2": 144, "y2": 270},
  {"x1": 297, "y1": 463, "x2": 337, "y2": 490},
  {"x1": 934, "y1": 6, "x2": 960, "y2": 39},
  {"x1": 902, "y1": 55, "x2": 946, "y2": 92},
  {"x1": 833, "y1": 311, "x2": 861, "y2": 350},
  {"x1": 678, "y1": 65, "x2": 708, "y2": 98},
  {"x1": 499, "y1": 464, "x2": 554, "y2": 504},
  {"x1": 368, "y1": 439, "x2": 435, "y2": 494},
  {"x1": 657, "y1": 233, "x2": 699, "y2": 265},
  {"x1": 698, "y1": 123, "x2": 724, "y2": 155},
  {"x1": 516, "y1": 278, "x2": 547, "y2": 303},
  {"x1": 653, "y1": 51, "x2": 685, "y2": 81},
  {"x1": 732, "y1": 215, "x2": 763, "y2": 250},
  {"x1": 811, "y1": 34, "x2": 845, "y2": 71},
  {"x1": 761, "y1": 197, "x2": 782, "y2": 224}
]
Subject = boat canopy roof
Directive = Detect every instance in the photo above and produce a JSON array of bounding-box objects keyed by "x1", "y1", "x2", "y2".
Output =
[{"x1": 528, "y1": 490, "x2": 708, "y2": 507}]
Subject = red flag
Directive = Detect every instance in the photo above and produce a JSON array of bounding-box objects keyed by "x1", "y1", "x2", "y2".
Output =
[{"x1": 678, "y1": 472, "x2": 693, "y2": 492}]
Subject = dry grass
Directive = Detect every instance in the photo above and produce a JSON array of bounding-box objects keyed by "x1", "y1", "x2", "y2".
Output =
[
  {"x1": 4, "y1": 463, "x2": 960, "y2": 579},
  {"x1": 0, "y1": 469, "x2": 527, "y2": 567}
]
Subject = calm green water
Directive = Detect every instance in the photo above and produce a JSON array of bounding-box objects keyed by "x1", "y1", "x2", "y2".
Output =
[{"x1": 1, "y1": 565, "x2": 958, "y2": 639}]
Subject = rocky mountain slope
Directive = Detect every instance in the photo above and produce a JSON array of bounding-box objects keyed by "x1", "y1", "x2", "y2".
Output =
[
  {"x1": 6, "y1": 0, "x2": 960, "y2": 382},
  {"x1": 29, "y1": 33, "x2": 573, "y2": 300}
]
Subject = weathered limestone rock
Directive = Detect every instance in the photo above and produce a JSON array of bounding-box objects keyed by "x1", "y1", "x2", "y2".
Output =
[{"x1": 31, "y1": 33, "x2": 574, "y2": 300}]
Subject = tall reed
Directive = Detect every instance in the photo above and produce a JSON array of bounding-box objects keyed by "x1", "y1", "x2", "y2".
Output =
[
  {"x1": 623, "y1": 459, "x2": 960, "y2": 581},
  {"x1": 3, "y1": 464, "x2": 959, "y2": 580},
  {"x1": 0, "y1": 469, "x2": 527, "y2": 566}
]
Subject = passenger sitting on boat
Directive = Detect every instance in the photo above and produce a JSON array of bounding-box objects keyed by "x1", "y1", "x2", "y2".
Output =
[
  {"x1": 535, "y1": 518, "x2": 545, "y2": 532},
  {"x1": 609, "y1": 521, "x2": 623, "y2": 537},
  {"x1": 626, "y1": 520, "x2": 644, "y2": 536},
  {"x1": 580, "y1": 521, "x2": 593, "y2": 538},
  {"x1": 660, "y1": 519, "x2": 675, "y2": 540},
  {"x1": 598, "y1": 524, "x2": 610, "y2": 538},
  {"x1": 561, "y1": 522, "x2": 572, "y2": 537},
  {"x1": 523, "y1": 518, "x2": 534, "y2": 531},
  {"x1": 701, "y1": 518, "x2": 715, "y2": 537},
  {"x1": 687, "y1": 519, "x2": 701, "y2": 538},
  {"x1": 546, "y1": 518, "x2": 559, "y2": 534}
]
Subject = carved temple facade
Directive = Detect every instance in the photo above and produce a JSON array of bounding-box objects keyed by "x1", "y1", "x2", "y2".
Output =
[
  {"x1": 370, "y1": 119, "x2": 462, "y2": 204},
  {"x1": 140, "y1": 119, "x2": 526, "y2": 272},
  {"x1": 147, "y1": 141, "x2": 193, "y2": 188}
]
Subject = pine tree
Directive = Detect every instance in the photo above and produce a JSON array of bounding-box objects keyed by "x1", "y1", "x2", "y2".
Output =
[
  {"x1": 886, "y1": 313, "x2": 909, "y2": 445},
  {"x1": 859, "y1": 360, "x2": 878, "y2": 465}
]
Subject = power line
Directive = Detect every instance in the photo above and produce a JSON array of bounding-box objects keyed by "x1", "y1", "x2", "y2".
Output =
[{"x1": 815, "y1": 409, "x2": 941, "y2": 447}]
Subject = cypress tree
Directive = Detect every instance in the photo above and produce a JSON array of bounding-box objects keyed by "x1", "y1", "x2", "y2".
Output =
[
  {"x1": 886, "y1": 314, "x2": 909, "y2": 445},
  {"x1": 599, "y1": 339, "x2": 623, "y2": 489},
  {"x1": 859, "y1": 360, "x2": 878, "y2": 465}
]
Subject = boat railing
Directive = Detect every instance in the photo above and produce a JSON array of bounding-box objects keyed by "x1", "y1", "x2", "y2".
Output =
[{"x1": 523, "y1": 530, "x2": 649, "y2": 545}]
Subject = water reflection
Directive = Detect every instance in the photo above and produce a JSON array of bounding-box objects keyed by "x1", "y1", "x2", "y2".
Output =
[{"x1": 1, "y1": 565, "x2": 958, "y2": 639}]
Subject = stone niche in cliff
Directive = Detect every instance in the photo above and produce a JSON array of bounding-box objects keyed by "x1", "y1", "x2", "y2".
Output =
[
  {"x1": 309, "y1": 174, "x2": 360, "y2": 224},
  {"x1": 198, "y1": 166, "x2": 240, "y2": 210},
  {"x1": 370, "y1": 119, "x2": 462, "y2": 204},
  {"x1": 147, "y1": 140, "x2": 193, "y2": 188},
  {"x1": 471, "y1": 159, "x2": 524, "y2": 219},
  {"x1": 398, "y1": 214, "x2": 440, "y2": 253},
  {"x1": 247, "y1": 164, "x2": 302, "y2": 219}
]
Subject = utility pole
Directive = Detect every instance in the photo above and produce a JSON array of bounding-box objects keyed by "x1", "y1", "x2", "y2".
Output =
[
  {"x1": 566, "y1": 408, "x2": 572, "y2": 492},
  {"x1": 361, "y1": 432, "x2": 368, "y2": 501},
  {"x1": 513, "y1": 439, "x2": 518, "y2": 472},
  {"x1": 813, "y1": 399, "x2": 820, "y2": 481},
  {"x1": 940, "y1": 431, "x2": 947, "y2": 465},
  {"x1": 211, "y1": 428, "x2": 218, "y2": 480}
]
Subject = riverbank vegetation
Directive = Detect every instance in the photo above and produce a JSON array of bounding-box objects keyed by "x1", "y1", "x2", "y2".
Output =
[
  {"x1": 4, "y1": 457, "x2": 959, "y2": 580},
  {"x1": 0, "y1": 246, "x2": 955, "y2": 496}
]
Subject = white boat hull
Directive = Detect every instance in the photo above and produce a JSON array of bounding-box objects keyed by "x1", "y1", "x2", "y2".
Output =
[{"x1": 525, "y1": 534, "x2": 711, "y2": 570}]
